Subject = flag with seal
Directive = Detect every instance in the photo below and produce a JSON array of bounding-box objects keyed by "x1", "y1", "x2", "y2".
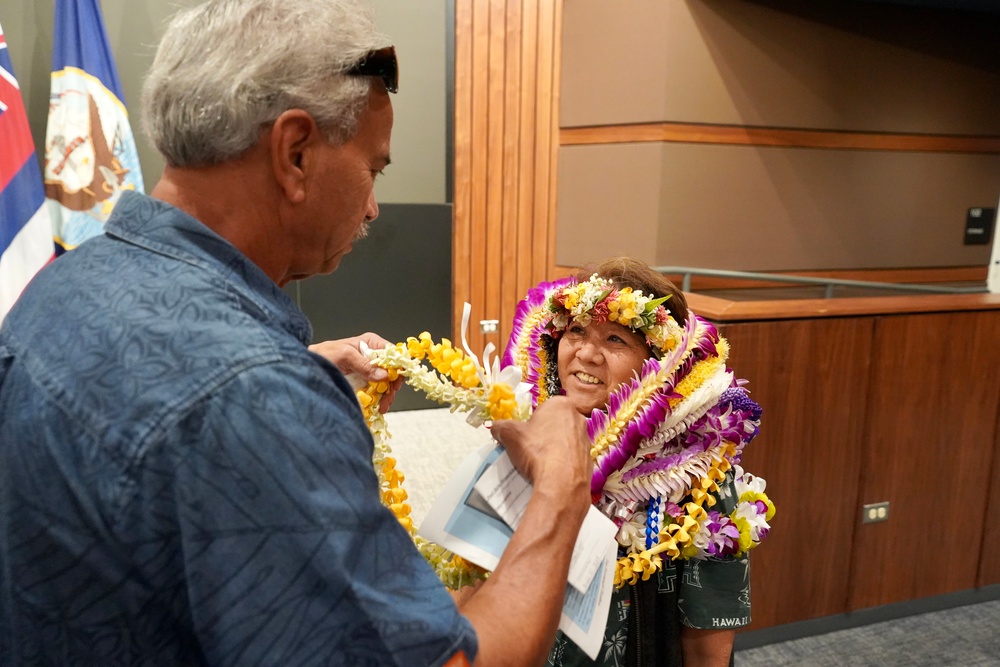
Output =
[{"x1": 45, "y1": 0, "x2": 144, "y2": 252}]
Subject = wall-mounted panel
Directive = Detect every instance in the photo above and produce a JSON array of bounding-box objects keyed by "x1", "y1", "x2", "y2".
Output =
[{"x1": 368, "y1": 1, "x2": 449, "y2": 203}]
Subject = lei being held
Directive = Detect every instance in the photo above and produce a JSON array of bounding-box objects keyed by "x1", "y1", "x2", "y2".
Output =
[{"x1": 357, "y1": 275, "x2": 774, "y2": 590}]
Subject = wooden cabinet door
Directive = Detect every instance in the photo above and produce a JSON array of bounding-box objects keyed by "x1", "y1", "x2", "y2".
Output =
[
  {"x1": 720, "y1": 317, "x2": 874, "y2": 629},
  {"x1": 848, "y1": 310, "x2": 1000, "y2": 609}
]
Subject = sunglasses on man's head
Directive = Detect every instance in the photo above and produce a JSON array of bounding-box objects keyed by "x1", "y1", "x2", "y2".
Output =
[{"x1": 346, "y1": 45, "x2": 398, "y2": 94}]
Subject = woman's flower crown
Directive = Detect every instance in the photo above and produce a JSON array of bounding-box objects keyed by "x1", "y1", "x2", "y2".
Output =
[{"x1": 547, "y1": 274, "x2": 684, "y2": 357}]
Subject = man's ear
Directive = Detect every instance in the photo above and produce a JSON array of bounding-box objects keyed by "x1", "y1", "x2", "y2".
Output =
[{"x1": 269, "y1": 109, "x2": 321, "y2": 204}]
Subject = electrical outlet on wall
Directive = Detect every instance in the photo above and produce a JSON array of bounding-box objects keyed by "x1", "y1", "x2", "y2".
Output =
[{"x1": 862, "y1": 501, "x2": 890, "y2": 523}]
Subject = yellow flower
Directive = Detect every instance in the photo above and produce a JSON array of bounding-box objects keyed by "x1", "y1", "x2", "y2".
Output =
[
  {"x1": 631, "y1": 552, "x2": 662, "y2": 581},
  {"x1": 616, "y1": 290, "x2": 637, "y2": 318},
  {"x1": 383, "y1": 487, "x2": 408, "y2": 504},
  {"x1": 740, "y1": 490, "x2": 776, "y2": 521},
  {"x1": 615, "y1": 556, "x2": 640, "y2": 587},
  {"x1": 406, "y1": 332, "x2": 433, "y2": 360},
  {"x1": 680, "y1": 543, "x2": 700, "y2": 559},
  {"x1": 690, "y1": 487, "x2": 711, "y2": 507},
  {"x1": 454, "y1": 359, "x2": 480, "y2": 389},
  {"x1": 389, "y1": 502, "x2": 411, "y2": 517},
  {"x1": 734, "y1": 516, "x2": 753, "y2": 553},
  {"x1": 669, "y1": 352, "x2": 727, "y2": 409},
  {"x1": 684, "y1": 502, "x2": 708, "y2": 523},
  {"x1": 356, "y1": 389, "x2": 374, "y2": 408},
  {"x1": 536, "y1": 346, "x2": 550, "y2": 403},
  {"x1": 658, "y1": 535, "x2": 682, "y2": 560},
  {"x1": 488, "y1": 383, "x2": 518, "y2": 421}
]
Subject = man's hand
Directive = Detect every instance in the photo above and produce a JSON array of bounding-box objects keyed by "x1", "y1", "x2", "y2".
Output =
[
  {"x1": 309, "y1": 333, "x2": 403, "y2": 413},
  {"x1": 490, "y1": 396, "x2": 591, "y2": 500}
]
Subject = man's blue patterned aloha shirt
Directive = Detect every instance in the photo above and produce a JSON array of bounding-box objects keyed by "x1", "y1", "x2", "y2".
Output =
[{"x1": 0, "y1": 192, "x2": 477, "y2": 666}]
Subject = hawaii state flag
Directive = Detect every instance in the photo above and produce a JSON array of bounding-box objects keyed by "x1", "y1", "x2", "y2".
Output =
[
  {"x1": 45, "y1": 0, "x2": 143, "y2": 252},
  {"x1": 0, "y1": 21, "x2": 57, "y2": 324}
]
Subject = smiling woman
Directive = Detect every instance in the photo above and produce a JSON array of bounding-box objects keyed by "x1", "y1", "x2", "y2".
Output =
[
  {"x1": 502, "y1": 257, "x2": 771, "y2": 667},
  {"x1": 553, "y1": 257, "x2": 687, "y2": 418},
  {"x1": 558, "y1": 319, "x2": 652, "y2": 416}
]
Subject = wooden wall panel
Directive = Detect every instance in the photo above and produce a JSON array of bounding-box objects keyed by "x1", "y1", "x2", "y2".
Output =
[
  {"x1": 561, "y1": 123, "x2": 1000, "y2": 154},
  {"x1": 486, "y1": 0, "x2": 505, "y2": 333},
  {"x1": 452, "y1": 0, "x2": 562, "y2": 355},
  {"x1": 542, "y1": 1, "x2": 562, "y2": 288},
  {"x1": 469, "y1": 0, "x2": 489, "y2": 330},
  {"x1": 719, "y1": 317, "x2": 874, "y2": 629},
  {"x1": 979, "y1": 405, "x2": 1000, "y2": 587},
  {"x1": 499, "y1": 0, "x2": 522, "y2": 348},
  {"x1": 452, "y1": 0, "x2": 472, "y2": 337},
  {"x1": 848, "y1": 311, "x2": 1000, "y2": 609},
  {"x1": 515, "y1": 2, "x2": 539, "y2": 320}
]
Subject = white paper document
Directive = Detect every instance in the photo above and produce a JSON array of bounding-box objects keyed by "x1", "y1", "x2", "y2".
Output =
[
  {"x1": 421, "y1": 443, "x2": 618, "y2": 660},
  {"x1": 473, "y1": 450, "x2": 615, "y2": 595}
]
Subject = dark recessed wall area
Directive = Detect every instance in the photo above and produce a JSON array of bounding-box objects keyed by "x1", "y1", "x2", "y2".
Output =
[{"x1": 287, "y1": 204, "x2": 453, "y2": 411}]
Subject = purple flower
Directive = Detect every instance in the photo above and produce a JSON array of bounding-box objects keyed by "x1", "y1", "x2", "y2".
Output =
[
  {"x1": 719, "y1": 386, "x2": 762, "y2": 422},
  {"x1": 500, "y1": 276, "x2": 575, "y2": 370},
  {"x1": 706, "y1": 513, "x2": 741, "y2": 557}
]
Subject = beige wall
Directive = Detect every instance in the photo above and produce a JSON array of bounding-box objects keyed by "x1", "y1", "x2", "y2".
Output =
[
  {"x1": 4, "y1": 0, "x2": 447, "y2": 204},
  {"x1": 559, "y1": 143, "x2": 1000, "y2": 272},
  {"x1": 557, "y1": 0, "x2": 1000, "y2": 271}
]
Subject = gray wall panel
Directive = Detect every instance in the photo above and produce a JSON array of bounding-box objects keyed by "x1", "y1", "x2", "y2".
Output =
[{"x1": 289, "y1": 203, "x2": 452, "y2": 411}]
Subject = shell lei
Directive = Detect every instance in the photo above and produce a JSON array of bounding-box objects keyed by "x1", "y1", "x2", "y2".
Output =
[{"x1": 504, "y1": 275, "x2": 775, "y2": 588}]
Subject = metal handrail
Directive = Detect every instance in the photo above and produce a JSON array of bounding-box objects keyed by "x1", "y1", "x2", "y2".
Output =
[{"x1": 653, "y1": 266, "x2": 985, "y2": 298}]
